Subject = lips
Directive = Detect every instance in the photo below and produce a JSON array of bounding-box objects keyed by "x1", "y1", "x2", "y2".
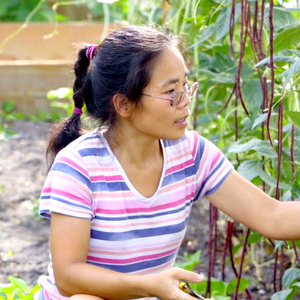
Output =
[
  {"x1": 175, "y1": 114, "x2": 189, "y2": 123},
  {"x1": 175, "y1": 117, "x2": 186, "y2": 123}
]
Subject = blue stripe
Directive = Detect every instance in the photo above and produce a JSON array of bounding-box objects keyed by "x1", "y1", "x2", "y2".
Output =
[
  {"x1": 88, "y1": 251, "x2": 177, "y2": 273},
  {"x1": 93, "y1": 181, "x2": 130, "y2": 192},
  {"x1": 50, "y1": 196, "x2": 92, "y2": 211},
  {"x1": 200, "y1": 157, "x2": 225, "y2": 192},
  {"x1": 205, "y1": 168, "x2": 233, "y2": 195},
  {"x1": 162, "y1": 165, "x2": 196, "y2": 187},
  {"x1": 53, "y1": 162, "x2": 93, "y2": 190},
  {"x1": 91, "y1": 218, "x2": 188, "y2": 241},
  {"x1": 162, "y1": 136, "x2": 185, "y2": 147},
  {"x1": 78, "y1": 147, "x2": 110, "y2": 157},
  {"x1": 94, "y1": 201, "x2": 192, "y2": 221}
]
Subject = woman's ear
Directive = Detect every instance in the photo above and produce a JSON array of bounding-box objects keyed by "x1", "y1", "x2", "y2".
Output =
[{"x1": 112, "y1": 93, "x2": 132, "y2": 118}]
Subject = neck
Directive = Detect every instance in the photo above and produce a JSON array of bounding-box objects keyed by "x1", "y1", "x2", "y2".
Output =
[{"x1": 103, "y1": 125, "x2": 162, "y2": 168}]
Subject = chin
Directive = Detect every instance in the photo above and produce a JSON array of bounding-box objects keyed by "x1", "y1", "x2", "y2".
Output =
[{"x1": 161, "y1": 130, "x2": 186, "y2": 141}]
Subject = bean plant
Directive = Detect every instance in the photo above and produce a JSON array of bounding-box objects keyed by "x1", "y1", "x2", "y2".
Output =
[{"x1": 1, "y1": 0, "x2": 300, "y2": 299}]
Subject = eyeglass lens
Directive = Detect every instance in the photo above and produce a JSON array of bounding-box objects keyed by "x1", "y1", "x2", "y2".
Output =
[{"x1": 173, "y1": 83, "x2": 198, "y2": 106}]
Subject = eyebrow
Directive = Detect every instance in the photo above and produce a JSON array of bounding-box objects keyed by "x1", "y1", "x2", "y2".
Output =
[{"x1": 161, "y1": 71, "x2": 189, "y2": 88}]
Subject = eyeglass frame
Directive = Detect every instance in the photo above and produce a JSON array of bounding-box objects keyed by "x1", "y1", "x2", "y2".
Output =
[{"x1": 141, "y1": 82, "x2": 199, "y2": 107}]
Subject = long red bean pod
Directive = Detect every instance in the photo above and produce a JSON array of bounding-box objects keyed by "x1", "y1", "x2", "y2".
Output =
[
  {"x1": 229, "y1": 0, "x2": 236, "y2": 59},
  {"x1": 206, "y1": 204, "x2": 215, "y2": 297},
  {"x1": 221, "y1": 221, "x2": 231, "y2": 281},
  {"x1": 266, "y1": 0, "x2": 274, "y2": 146},
  {"x1": 236, "y1": 0, "x2": 250, "y2": 115},
  {"x1": 234, "y1": 228, "x2": 251, "y2": 300}
]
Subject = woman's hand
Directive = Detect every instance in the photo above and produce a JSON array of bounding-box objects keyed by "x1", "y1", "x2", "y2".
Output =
[{"x1": 145, "y1": 267, "x2": 214, "y2": 300}]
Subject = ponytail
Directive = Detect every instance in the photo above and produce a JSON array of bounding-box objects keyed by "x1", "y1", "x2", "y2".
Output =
[{"x1": 46, "y1": 46, "x2": 93, "y2": 167}]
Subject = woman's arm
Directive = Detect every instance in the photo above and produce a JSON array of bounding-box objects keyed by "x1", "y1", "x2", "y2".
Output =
[
  {"x1": 50, "y1": 212, "x2": 208, "y2": 300},
  {"x1": 206, "y1": 169, "x2": 300, "y2": 240}
]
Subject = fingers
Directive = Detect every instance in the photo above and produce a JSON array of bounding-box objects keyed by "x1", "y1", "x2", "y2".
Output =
[{"x1": 172, "y1": 267, "x2": 205, "y2": 283}]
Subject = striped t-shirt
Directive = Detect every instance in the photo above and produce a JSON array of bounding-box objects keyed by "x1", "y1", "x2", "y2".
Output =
[{"x1": 38, "y1": 129, "x2": 233, "y2": 300}]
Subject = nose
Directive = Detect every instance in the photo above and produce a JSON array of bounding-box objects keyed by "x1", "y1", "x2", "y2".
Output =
[{"x1": 177, "y1": 92, "x2": 191, "y2": 109}]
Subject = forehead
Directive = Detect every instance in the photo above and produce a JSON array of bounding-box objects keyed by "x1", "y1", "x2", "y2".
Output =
[{"x1": 148, "y1": 46, "x2": 188, "y2": 88}]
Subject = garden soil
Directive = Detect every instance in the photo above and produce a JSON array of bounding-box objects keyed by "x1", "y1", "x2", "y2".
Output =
[{"x1": 0, "y1": 121, "x2": 275, "y2": 299}]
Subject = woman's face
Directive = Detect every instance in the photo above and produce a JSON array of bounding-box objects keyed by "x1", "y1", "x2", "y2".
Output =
[{"x1": 129, "y1": 46, "x2": 192, "y2": 141}]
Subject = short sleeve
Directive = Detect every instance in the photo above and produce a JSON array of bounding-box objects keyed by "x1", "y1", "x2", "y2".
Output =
[
  {"x1": 39, "y1": 149, "x2": 94, "y2": 220},
  {"x1": 186, "y1": 130, "x2": 234, "y2": 198}
]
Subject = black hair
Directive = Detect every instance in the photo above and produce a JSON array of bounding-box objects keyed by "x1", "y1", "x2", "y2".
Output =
[{"x1": 46, "y1": 25, "x2": 180, "y2": 166}]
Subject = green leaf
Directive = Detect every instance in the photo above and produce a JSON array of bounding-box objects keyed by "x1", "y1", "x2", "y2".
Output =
[
  {"x1": 252, "y1": 113, "x2": 268, "y2": 129},
  {"x1": 291, "y1": 169, "x2": 300, "y2": 198},
  {"x1": 253, "y1": 56, "x2": 294, "y2": 68},
  {"x1": 282, "y1": 268, "x2": 300, "y2": 287},
  {"x1": 265, "y1": 7, "x2": 296, "y2": 32},
  {"x1": 274, "y1": 240, "x2": 286, "y2": 252},
  {"x1": 238, "y1": 159, "x2": 290, "y2": 189},
  {"x1": 29, "y1": 284, "x2": 41, "y2": 295},
  {"x1": 0, "y1": 292, "x2": 8, "y2": 300},
  {"x1": 273, "y1": 26, "x2": 300, "y2": 54},
  {"x1": 289, "y1": 49, "x2": 300, "y2": 57},
  {"x1": 8, "y1": 276, "x2": 28, "y2": 292},
  {"x1": 285, "y1": 111, "x2": 300, "y2": 127},
  {"x1": 279, "y1": 57, "x2": 300, "y2": 89},
  {"x1": 246, "y1": 231, "x2": 263, "y2": 244},
  {"x1": 291, "y1": 281, "x2": 300, "y2": 288},
  {"x1": 238, "y1": 160, "x2": 263, "y2": 181},
  {"x1": 96, "y1": 0, "x2": 119, "y2": 3},
  {"x1": 175, "y1": 250, "x2": 201, "y2": 271},
  {"x1": 197, "y1": 69, "x2": 235, "y2": 84},
  {"x1": 242, "y1": 79, "x2": 263, "y2": 109},
  {"x1": 215, "y1": 7, "x2": 231, "y2": 41},
  {"x1": 271, "y1": 289, "x2": 294, "y2": 300},
  {"x1": 211, "y1": 293, "x2": 231, "y2": 300},
  {"x1": 228, "y1": 138, "x2": 277, "y2": 158},
  {"x1": 210, "y1": 279, "x2": 226, "y2": 295},
  {"x1": 226, "y1": 278, "x2": 250, "y2": 295}
]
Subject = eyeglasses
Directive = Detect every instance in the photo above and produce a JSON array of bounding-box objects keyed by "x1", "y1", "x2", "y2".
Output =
[{"x1": 141, "y1": 82, "x2": 199, "y2": 106}]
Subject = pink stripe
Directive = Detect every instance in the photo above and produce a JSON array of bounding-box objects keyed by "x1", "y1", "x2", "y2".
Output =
[
  {"x1": 203, "y1": 164, "x2": 231, "y2": 192},
  {"x1": 52, "y1": 203, "x2": 91, "y2": 217},
  {"x1": 191, "y1": 131, "x2": 198, "y2": 158},
  {"x1": 93, "y1": 213, "x2": 189, "y2": 229},
  {"x1": 90, "y1": 174, "x2": 123, "y2": 181},
  {"x1": 89, "y1": 241, "x2": 181, "y2": 256},
  {"x1": 95, "y1": 193, "x2": 194, "y2": 214},
  {"x1": 51, "y1": 188, "x2": 91, "y2": 205},
  {"x1": 210, "y1": 151, "x2": 222, "y2": 169},
  {"x1": 88, "y1": 248, "x2": 176, "y2": 264},
  {"x1": 165, "y1": 158, "x2": 194, "y2": 175}
]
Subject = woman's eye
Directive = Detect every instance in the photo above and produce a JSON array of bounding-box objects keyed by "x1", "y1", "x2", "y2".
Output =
[{"x1": 166, "y1": 89, "x2": 175, "y2": 94}]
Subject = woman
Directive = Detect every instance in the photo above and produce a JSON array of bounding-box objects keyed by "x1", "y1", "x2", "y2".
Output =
[{"x1": 37, "y1": 25, "x2": 300, "y2": 300}]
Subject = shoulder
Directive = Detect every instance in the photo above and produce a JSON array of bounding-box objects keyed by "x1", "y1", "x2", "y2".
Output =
[
  {"x1": 50, "y1": 129, "x2": 109, "y2": 174},
  {"x1": 55, "y1": 129, "x2": 106, "y2": 161}
]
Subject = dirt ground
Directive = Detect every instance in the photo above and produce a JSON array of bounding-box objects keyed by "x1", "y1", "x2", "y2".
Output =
[{"x1": 0, "y1": 120, "x2": 275, "y2": 299}]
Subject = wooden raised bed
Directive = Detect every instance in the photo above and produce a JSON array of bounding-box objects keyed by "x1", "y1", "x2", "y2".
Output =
[{"x1": 0, "y1": 22, "x2": 113, "y2": 114}]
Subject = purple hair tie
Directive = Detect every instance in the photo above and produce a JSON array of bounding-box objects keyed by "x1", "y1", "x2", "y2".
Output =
[
  {"x1": 73, "y1": 107, "x2": 83, "y2": 115},
  {"x1": 86, "y1": 44, "x2": 98, "y2": 60}
]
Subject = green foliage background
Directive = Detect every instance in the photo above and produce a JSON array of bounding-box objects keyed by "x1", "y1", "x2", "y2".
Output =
[{"x1": 2, "y1": 0, "x2": 300, "y2": 299}]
